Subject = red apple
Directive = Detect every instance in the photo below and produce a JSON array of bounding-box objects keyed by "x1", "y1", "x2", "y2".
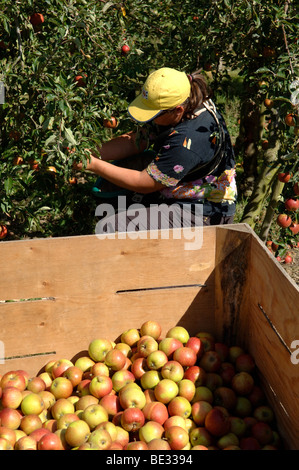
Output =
[
  {"x1": 51, "y1": 398, "x2": 75, "y2": 420},
  {"x1": 219, "y1": 362, "x2": 236, "y2": 384},
  {"x1": 213, "y1": 386, "x2": 237, "y2": 411},
  {"x1": 277, "y1": 213, "x2": 292, "y2": 228},
  {"x1": 0, "y1": 408, "x2": 21, "y2": 430},
  {"x1": 214, "y1": 342, "x2": 229, "y2": 361},
  {"x1": 120, "y1": 328, "x2": 140, "y2": 347},
  {"x1": 20, "y1": 414, "x2": 43, "y2": 435},
  {"x1": 189, "y1": 426, "x2": 213, "y2": 448},
  {"x1": 248, "y1": 385, "x2": 266, "y2": 407},
  {"x1": 89, "y1": 375, "x2": 113, "y2": 399},
  {"x1": 285, "y1": 198, "x2": 299, "y2": 211},
  {"x1": 130, "y1": 357, "x2": 148, "y2": 379},
  {"x1": 186, "y1": 336, "x2": 205, "y2": 357},
  {"x1": 195, "y1": 332, "x2": 215, "y2": 351},
  {"x1": 158, "y1": 337, "x2": 183, "y2": 358},
  {"x1": 56, "y1": 413, "x2": 79, "y2": 430},
  {"x1": 37, "y1": 432, "x2": 62, "y2": 450},
  {"x1": 15, "y1": 435, "x2": 37, "y2": 450},
  {"x1": 120, "y1": 407, "x2": 145, "y2": 432},
  {"x1": 240, "y1": 436, "x2": 261, "y2": 450},
  {"x1": 140, "y1": 320, "x2": 162, "y2": 340},
  {"x1": 51, "y1": 359, "x2": 73, "y2": 379},
  {"x1": 29, "y1": 427, "x2": 51, "y2": 443},
  {"x1": 121, "y1": 44, "x2": 130, "y2": 55},
  {"x1": 1, "y1": 371, "x2": 26, "y2": 391},
  {"x1": 99, "y1": 394, "x2": 121, "y2": 418},
  {"x1": 177, "y1": 378, "x2": 196, "y2": 402},
  {"x1": 104, "y1": 348, "x2": 127, "y2": 371},
  {"x1": 161, "y1": 360, "x2": 184, "y2": 383},
  {"x1": 167, "y1": 396, "x2": 191, "y2": 419},
  {"x1": 63, "y1": 366, "x2": 83, "y2": 387},
  {"x1": 183, "y1": 365, "x2": 206, "y2": 386},
  {"x1": 205, "y1": 407, "x2": 230, "y2": 437},
  {"x1": 173, "y1": 346, "x2": 197, "y2": 367},
  {"x1": 191, "y1": 400, "x2": 213, "y2": 426},
  {"x1": 50, "y1": 377, "x2": 73, "y2": 399},
  {"x1": 290, "y1": 223, "x2": 299, "y2": 234},
  {"x1": 235, "y1": 353, "x2": 255, "y2": 373},
  {"x1": 147, "y1": 438, "x2": 171, "y2": 450},
  {"x1": 165, "y1": 425, "x2": 189, "y2": 450},
  {"x1": 1, "y1": 386, "x2": 23, "y2": 409},
  {"x1": 142, "y1": 401, "x2": 169, "y2": 425},
  {"x1": 126, "y1": 440, "x2": 148, "y2": 450},
  {"x1": 64, "y1": 419, "x2": 90, "y2": 448},
  {"x1": 205, "y1": 372, "x2": 223, "y2": 391},
  {"x1": 27, "y1": 377, "x2": 46, "y2": 393},
  {"x1": 251, "y1": 421, "x2": 273, "y2": 446},
  {"x1": 199, "y1": 350, "x2": 222, "y2": 372},
  {"x1": 137, "y1": 335, "x2": 159, "y2": 358}
]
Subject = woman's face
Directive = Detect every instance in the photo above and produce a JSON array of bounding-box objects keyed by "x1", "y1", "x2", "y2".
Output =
[{"x1": 153, "y1": 105, "x2": 185, "y2": 127}]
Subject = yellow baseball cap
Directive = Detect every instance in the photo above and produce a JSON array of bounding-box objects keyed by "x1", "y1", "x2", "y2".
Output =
[{"x1": 128, "y1": 67, "x2": 191, "y2": 123}]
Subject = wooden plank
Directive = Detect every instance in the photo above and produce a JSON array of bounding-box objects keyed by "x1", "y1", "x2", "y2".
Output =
[
  {"x1": 0, "y1": 227, "x2": 215, "y2": 302},
  {"x1": 0, "y1": 281, "x2": 214, "y2": 377}
]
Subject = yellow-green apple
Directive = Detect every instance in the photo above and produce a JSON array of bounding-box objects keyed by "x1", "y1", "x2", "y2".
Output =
[
  {"x1": 0, "y1": 425, "x2": 16, "y2": 446},
  {"x1": 51, "y1": 398, "x2": 75, "y2": 420},
  {"x1": 234, "y1": 396, "x2": 252, "y2": 418},
  {"x1": 21, "y1": 392, "x2": 45, "y2": 415},
  {"x1": 185, "y1": 417, "x2": 196, "y2": 434},
  {"x1": 167, "y1": 396, "x2": 191, "y2": 419},
  {"x1": 111, "y1": 369, "x2": 135, "y2": 392},
  {"x1": 191, "y1": 386, "x2": 213, "y2": 404},
  {"x1": 140, "y1": 320, "x2": 162, "y2": 340},
  {"x1": 56, "y1": 413, "x2": 79, "y2": 430},
  {"x1": 75, "y1": 394, "x2": 99, "y2": 412},
  {"x1": 235, "y1": 353, "x2": 255, "y2": 373},
  {"x1": 186, "y1": 336, "x2": 204, "y2": 357},
  {"x1": 253, "y1": 405, "x2": 274, "y2": 423},
  {"x1": 146, "y1": 350, "x2": 168, "y2": 370},
  {"x1": 82, "y1": 404, "x2": 108, "y2": 430},
  {"x1": 76, "y1": 379, "x2": 91, "y2": 396},
  {"x1": 126, "y1": 440, "x2": 148, "y2": 450},
  {"x1": 55, "y1": 428, "x2": 69, "y2": 450},
  {"x1": 217, "y1": 432, "x2": 239, "y2": 449},
  {"x1": 163, "y1": 415, "x2": 187, "y2": 431},
  {"x1": 65, "y1": 419, "x2": 90, "y2": 448},
  {"x1": 114, "y1": 342, "x2": 132, "y2": 358},
  {"x1": 88, "y1": 338, "x2": 113, "y2": 362},
  {"x1": 161, "y1": 360, "x2": 184, "y2": 383},
  {"x1": 86, "y1": 428, "x2": 112, "y2": 449},
  {"x1": 166, "y1": 326, "x2": 190, "y2": 344},
  {"x1": 44, "y1": 360, "x2": 56, "y2": 375},
  {"x1": 213, "y1": 386, "x2": 237, "y2": 411},
  {"x1": 205, "y1": 407, "x2": 230, "y2": 437},
  {"x1": 51, "y1": 359, "x2": 73, "y2": 378},
  {"x1": 189, "y1": 427, "x2": 213, "y2": 448},
  {"x1": 50, "y1": 377, "x2": 73, "y2": 399},
  {"x1": 0, "y1": 408, "x2": 21, "y2": 430},
  {"x1": 1, "y1": 386, "x2": 23, "y2": 409},
  {"x1": 228, "y1": 416, "x2": 246, "y2": 437},
  {"x1": 120, "y1": 407, "x2": 145, "y2": 432},
  {"x1": 26, "y1": 377, "x2": 46, "y2": 393},
  {"x1": 139, "y1": 420, "x2": 164, "y2": 443},
  {"x1": 177, "y1": 378, "x2": 196, "y2": 402},
  {"x1": 214, "y1": 342, "x2": 229, "y2": 362},
  {"x1": 91, "y1": 362, "x2": 110, "y2": 377},
  {"x1": 114, "y1": 425, "x2": 129, "y2": 448},
  {"x1": 120, "y1": 328, "x2": 140, "y2": 347},
  {"x1": 228, "y1": 346, "x2": 244, "y2": 363},
  {"x1": 99, "y1": 394, "x2": 121, "y2": 418},
  {"x1": 119, "y1": 385, "x2": 146, "y2": 409},
  {"x1": 89, "y1": 375, "x2": 113, "y2": 399},
  {"x1": 183, "y1": 365, "x2": 206, "y2": 386},
  {"x1": 191, "y1": 400, "x2": 213, "y2": 426},
  {"x1": 63, "y1": 366, "x2": 83, "y2": 387},
  {"x1": 37, "y1": 432, "x2": 62, "y2": 450},
  {"x1": 1, "y1": 371, "x2": 27, "y2": 391},
  {"x1": 142, "y1": 401, "x2": 169, "y2": 425},
  {"x1": 137, "y1": 335, "x2": 159, "y2": 357},
  {"x1": 199, "y1": 350, "x2": 222, "y2": 372},
  {"x1": 95, "y1": 421, "x2": 117, "y2": 441},
  {"x1": 20, "y1": 414, "x2": 43, "y2": 435},
  {"x1": 15, "y1": 435, "x2": 37, "y2": 450},
  {"x1": 231, "y1": 372, "x2": 254, "y2": 396},
  {"x1": 74, "y1": 356, "x2": 95, "y2": 372},
  {"x1": 130, "y1": 357, "x2": 148, "y2": 379},
  {"x1": 173, "y1": 346, "x2": 197, "y2": 367},
  {"x1": 140, "y1": 370, "x2": 161, "y2": 390},
  {"x1": 104, "y1": 349, "x2": 127, "y2": 371},
  {"x1": 154, "y1": 378, "x2": 179, "y2": 404},
  {"x1": 14, "y1": 429, "x2": 26, "y2": 442},
  {"x1": 0, "y1": 437, "x2": 13, "y2": 450},
  {"x1": 38, "y1": 372, "x2": 53, "y2": 390},
  {"x1": 165, "y1": 425, "x2": 189, "y2": 450},
  {"x1": 158, "y1": 337, "x2": 183, "y2": 358},
  {"x1": 147, "y1": 438, "x2": 172, "y2": 450}
]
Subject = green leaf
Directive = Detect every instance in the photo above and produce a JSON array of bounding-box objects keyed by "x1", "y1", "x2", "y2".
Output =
[
  {"x1": 4, "y1": 177, "x2": 13, "y2": 195},
  {"x1": 64, "y1": 128, "x2": 78, "y2": 146},
  {"x1": 45, "y1": 134, "x2": 57, "y2": 146}
]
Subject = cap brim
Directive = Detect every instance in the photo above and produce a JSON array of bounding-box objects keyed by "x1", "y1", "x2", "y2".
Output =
[{"x1": 127, "y1": 94, "x2": 163, "y2": 123}]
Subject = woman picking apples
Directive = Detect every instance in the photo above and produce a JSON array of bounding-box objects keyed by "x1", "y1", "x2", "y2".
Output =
[{"x1": 75, "y1": 67, "x2": 237, "y2": 231}]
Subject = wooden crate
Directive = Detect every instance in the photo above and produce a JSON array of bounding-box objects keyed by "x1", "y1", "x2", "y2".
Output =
[{"x1": 0, "y1": 224, "x2": 298, "y2": 448}]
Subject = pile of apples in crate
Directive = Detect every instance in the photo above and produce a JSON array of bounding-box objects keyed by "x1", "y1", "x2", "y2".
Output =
[{"x1": 0, "y1": 321, "x2": 282, "y2": 450}]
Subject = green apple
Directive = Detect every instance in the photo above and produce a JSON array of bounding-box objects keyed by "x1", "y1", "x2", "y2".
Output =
[
  {"x1": 21, "y1": 392, "x2": 45, "y2": 415},
  {"x1": 88, "y1": 338, "x2": 113, "y2": 362},
  {"x1": 166, "y1": 326, "x2": 190, "y2": 344}
]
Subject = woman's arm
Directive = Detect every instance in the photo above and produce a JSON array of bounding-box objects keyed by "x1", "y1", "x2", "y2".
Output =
[
  {"x1": 77, "y1": 155, "x2": 165, "y2": 194},
  {"x1": 93, "y1": 131, "x2": 147, "y2": 161}
]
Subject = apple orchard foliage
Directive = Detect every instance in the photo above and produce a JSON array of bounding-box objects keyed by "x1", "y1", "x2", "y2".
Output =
[
  {"x1": 0, "y1": 322, "x2": 283, "y2": 450},
  {"x1": 0, "y1": 0, "x2": 298, "y2": 240}
]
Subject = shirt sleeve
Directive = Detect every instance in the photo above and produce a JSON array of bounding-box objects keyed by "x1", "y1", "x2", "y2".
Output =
[{"x1": 146, "y1": 129, "x2": 200, "y2": 187}]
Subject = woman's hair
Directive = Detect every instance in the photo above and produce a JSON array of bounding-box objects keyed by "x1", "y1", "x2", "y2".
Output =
[{"x1": 182, "y1": 70, "x2": 213, "y2": 120}]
